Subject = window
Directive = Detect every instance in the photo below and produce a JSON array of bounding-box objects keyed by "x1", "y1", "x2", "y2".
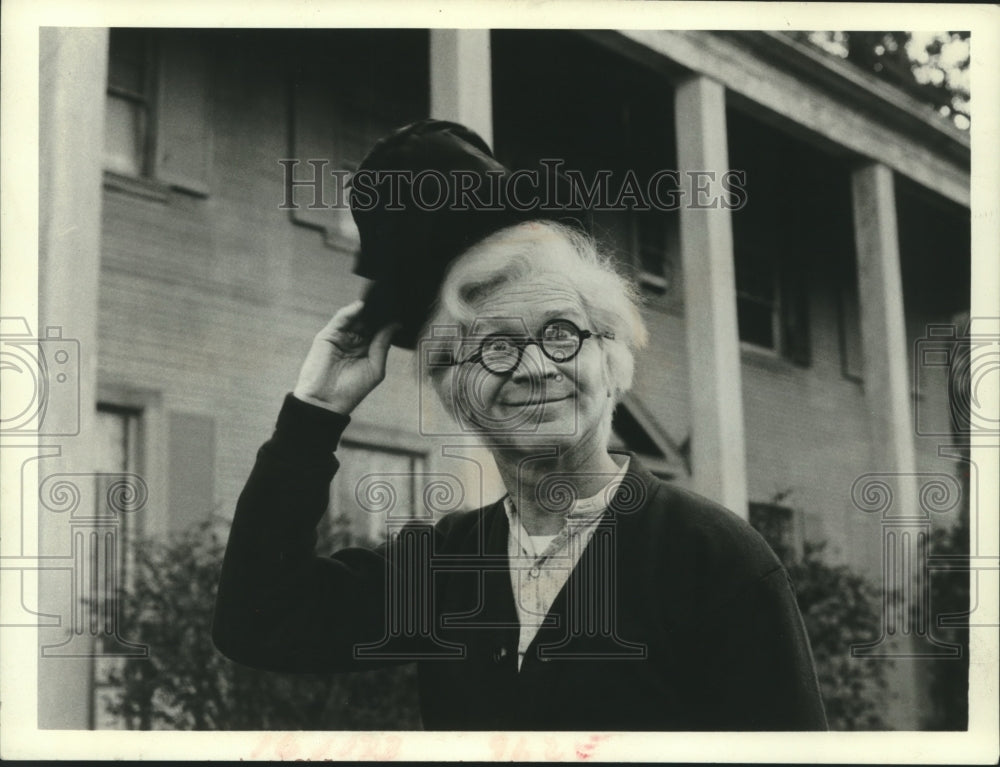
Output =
[
  {"x1": 748, "y1": 502, "x2": 803, "y2": 564},
  {"x1": 727, "y1": 109, "x2": 821, "y2": 366},
  {"x1": 735, "y1": 247, "x2": 780, "y2": 350},
  {"x1": 104, "y1": 29, "x2": 156, "y2": 177},
  {"x1": 734, "y1": 246, "x2": 811, "y2": 365},
  {"x1": 92, "y1": 404, "x2": 144, "y2": 730},
  {"x1": 632, "y1": 209, "x2": 680, "y2": 297},
  {"x1": 323, "y1": 442, "x2": 427, "y2": 548},
  {"x1": 103, "y1": 29, "x2": 213, "y2": 195}
]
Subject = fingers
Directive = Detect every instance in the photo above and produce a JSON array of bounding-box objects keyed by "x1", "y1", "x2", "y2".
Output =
[
  {"x1": 318, "y1": 300, "x2": 365, "y2": 339},
  {"x1": 313, "y1": 302, "x2": 400, "y2": 362},
  {"x1": 316, "y1": 301, "x2": 370, "y2": 355}
]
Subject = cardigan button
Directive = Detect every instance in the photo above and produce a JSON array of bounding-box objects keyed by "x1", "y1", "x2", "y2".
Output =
[{"x1": 492, "y1": 645, "x2": 509, "y2": 664}]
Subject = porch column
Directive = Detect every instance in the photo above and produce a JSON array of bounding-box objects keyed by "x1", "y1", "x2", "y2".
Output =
[
  {"x1": 674, "y1": 75, "x2": 749, "y2": 517},
  {"x1": 851, "y1": 163, "x2": 919, "y2": 490},
  {"x1": 37, "y1": 27, "x2": 109, "y2": 729},
  {"x1": 429, "y1": 29, "x2": 494, "y2": 145},
  {"x1": 850, "y1": 161, "x2": 921, "y2": 729}
]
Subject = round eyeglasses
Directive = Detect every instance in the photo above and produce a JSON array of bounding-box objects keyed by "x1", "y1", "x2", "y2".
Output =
[{"x1": 459, "y1": 318, "x2": 615, "y2": 375}]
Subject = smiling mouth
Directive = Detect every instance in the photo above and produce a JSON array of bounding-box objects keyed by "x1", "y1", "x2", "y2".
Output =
[{"x1": 502, "y1": 395, "x2": 572, "y2": 407}]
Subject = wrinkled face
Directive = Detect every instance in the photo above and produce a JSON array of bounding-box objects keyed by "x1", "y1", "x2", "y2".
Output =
[{"x1": 447, "y1": 274, "x2": 614, "y2": 452}]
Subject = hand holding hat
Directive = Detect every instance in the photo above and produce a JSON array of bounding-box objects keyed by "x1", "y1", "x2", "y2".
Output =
[{"x1": 293, "y1": 300, "x2": 400, "y2": 415}]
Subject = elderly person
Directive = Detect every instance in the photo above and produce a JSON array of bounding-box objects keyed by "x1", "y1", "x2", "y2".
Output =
[{"x1": 213, "y1": 121, "x2": 827, "y2": 731}]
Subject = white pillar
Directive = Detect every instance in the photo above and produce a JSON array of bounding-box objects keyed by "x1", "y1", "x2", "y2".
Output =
[
  {"x1": 674, "y1": 76, "x2": 749, "y2": 517},
  {"x1": 850, "y1": 162, "x2": 922, "y2": 729},
  {"x1": 37, "y1": 27, "x2": 109, "y2": 729},
  {"x1": 851, "y1": 164, "x2": 919, "y2": 487},
  {"x1": 429, "y1": 29, "x2": 493, "y2": 145}
]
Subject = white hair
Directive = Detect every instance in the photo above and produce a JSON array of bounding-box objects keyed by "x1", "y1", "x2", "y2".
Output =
[{"x1": 421, "y1": 219, "x2": 649, "y2": 402}]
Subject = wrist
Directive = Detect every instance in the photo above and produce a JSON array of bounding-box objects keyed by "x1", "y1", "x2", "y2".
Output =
[
  {"x1": 273, "y1": 393, "x2": 352, "y2": 456},
  {"x1": 292, "y1": 388, "x2": 358, "y2": 415}
]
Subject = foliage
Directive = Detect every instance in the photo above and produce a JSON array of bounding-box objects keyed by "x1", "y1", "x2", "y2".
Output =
[
  {"x1": 787, "y1": 31, "x2": 970, "y2": 129},
  {"x1": 99, "y1": 523, "x2": 421, "y2": 730},
  {"x1": 750, "y1": 504, "x2": 891, "y2": 730},
  {"x1": 784, "y1": 541, "x2": 892, "y2": 730},
  {"x1": 920, "y1": 498, "x2": 970, "y2": 730}
]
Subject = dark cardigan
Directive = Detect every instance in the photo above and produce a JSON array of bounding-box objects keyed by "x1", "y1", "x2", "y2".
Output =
[{"x1": 213, "y1": 395, "x2": 828, "y2": 731}]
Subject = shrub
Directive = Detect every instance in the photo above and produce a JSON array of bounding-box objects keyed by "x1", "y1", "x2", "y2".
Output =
[
  {"x1": 99, "y1": 523, "x2": 421, "y2": 730},
  {"x1": 749, "y1": 497, "x2": 894, "y2": 729},
  {"x1": 783, "y1": 540, "x2": 892, "y2": 730},
  {"x1": 919, "y1": 513, "x2": 970, "y2": 730}
]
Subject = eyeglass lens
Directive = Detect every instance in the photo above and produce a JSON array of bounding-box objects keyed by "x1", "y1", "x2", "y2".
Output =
[{"x1": 479, "y1": 319, "x2": 583, "y2": 373}]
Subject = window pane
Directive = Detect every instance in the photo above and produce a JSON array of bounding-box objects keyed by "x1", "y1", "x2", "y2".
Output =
[
  {"x1": 93, "y1": 406, "x2": 142, "y2": 730},
  {"x1": 95, "y1": 410, "x2": 129, "y2": 472},
  {"x1": 737, "y1": 296, "x2": 775, "y2": 349},
  {"x1": 104, "y1": 95, "x2": 146, "y2": 176},
  {"x1": 735, "y1": 248, "x2": 775, "y2": 302}
]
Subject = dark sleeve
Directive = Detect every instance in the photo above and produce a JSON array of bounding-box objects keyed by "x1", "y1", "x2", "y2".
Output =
[
  {"x1": 211, "y1": 394, "x2": 431, "y2": 673},
  {"x1": 692, "y1": 566, "x2": 829, "y2": 731}
]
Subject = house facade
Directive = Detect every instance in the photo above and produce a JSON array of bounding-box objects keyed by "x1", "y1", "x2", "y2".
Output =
[{"x1": 34, "y1": 27, "x2": 971, "y2": 730}]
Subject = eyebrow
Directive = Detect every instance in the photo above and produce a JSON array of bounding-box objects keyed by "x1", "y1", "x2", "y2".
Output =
[
  {"x1": 471, "y1": 307, "x2": 587, "y2": 336},
  {"x1": 540, "y1": 306, "x2": 585, "y2": 323}
]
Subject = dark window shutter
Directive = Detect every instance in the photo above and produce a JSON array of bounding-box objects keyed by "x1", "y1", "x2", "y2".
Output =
[
  {"x1": 155, "y1": 32, "x2": 213, "y2": 194},
  {"x1": 167, "y1": 412, "x2": 215, "y2": 534}
]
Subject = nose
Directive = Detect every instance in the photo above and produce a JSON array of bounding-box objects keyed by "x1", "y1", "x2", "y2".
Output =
[{"x1": 510, "y1": 342, "x2": 561, "y2": 383}]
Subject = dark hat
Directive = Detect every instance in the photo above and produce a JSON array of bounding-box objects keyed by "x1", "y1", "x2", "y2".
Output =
[{"x1": 348, "y1": 119, "x2": 584, "y2": 349}]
